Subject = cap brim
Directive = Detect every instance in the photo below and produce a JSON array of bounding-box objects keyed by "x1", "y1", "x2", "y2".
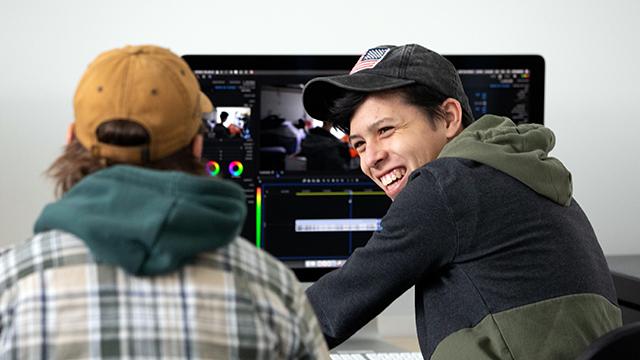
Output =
[{"x1": 302, "y1": 73, "x2": 415, "y2": 121}]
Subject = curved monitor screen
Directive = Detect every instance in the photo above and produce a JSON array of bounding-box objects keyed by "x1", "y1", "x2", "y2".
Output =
[{"x1": 183, "y1": 53, "x2": 545, "y2": 281}]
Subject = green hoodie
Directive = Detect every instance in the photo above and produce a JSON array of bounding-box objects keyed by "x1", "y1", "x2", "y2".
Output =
[
  {"x1": 438, "y1": 114, "x2": 573, "y2": 206},
  {"x1": 34, "y1": 165, "x2": 247, "y2": 276}
]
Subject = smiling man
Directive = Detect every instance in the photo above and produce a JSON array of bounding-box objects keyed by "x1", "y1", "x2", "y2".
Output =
[{"x1": 301, "y1": 44, "x2": 621, "y2": 359}]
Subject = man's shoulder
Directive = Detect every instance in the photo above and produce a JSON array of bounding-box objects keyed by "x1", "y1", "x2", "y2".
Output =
[
  {"x1": 403, "y1": 157, "x2": 537, "y2": 213},
  {"x1": 0, "y1": 230, "x2": 91, "y2": 289},
  {"x1": 405, "y1": 157, "x2": 479, "y2": 192},
  {"x1": 200, "y1": 237, "x2": 301, "y2": 293},
  {"x1": 422, "y1": 157, "x2": 481, "y2": 175},
  {"x1": 416, "y1": 157, "x2": 517, "y2": 188},
  {"x1": 218, "y1": 237, "x2": 290, "y2": 271},
  {"x1": 1, "y1": 229, "x2": 89, "y2": 262}
]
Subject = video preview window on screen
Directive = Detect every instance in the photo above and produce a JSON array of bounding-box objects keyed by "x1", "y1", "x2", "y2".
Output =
[{"x1": 201, "y1": 80, "x2": 359, "y2": 174}]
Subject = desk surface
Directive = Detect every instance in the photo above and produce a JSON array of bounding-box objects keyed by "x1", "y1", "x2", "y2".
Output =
[{"x1": 383, "y1": 337, "x2": 420, "y2": 352}]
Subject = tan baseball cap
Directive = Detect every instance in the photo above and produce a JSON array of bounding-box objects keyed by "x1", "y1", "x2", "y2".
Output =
[
  {"x1": 73, "y1": 45, "x2": 202, "y2": 164},
  {"x1": 200, "y1": 92, "x2": 214, "y2": 113}
]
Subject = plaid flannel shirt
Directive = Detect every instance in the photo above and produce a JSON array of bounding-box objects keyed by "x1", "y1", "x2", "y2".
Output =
[{"x1": 0, "y1": 230, "x2": 329, "y2": 359}]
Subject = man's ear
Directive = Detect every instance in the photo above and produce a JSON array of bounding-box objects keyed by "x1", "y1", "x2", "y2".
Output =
[
  {"x1": 66, "y1": 123, "x2": 76, "y2": 145},
  {"x1": 191, "y1": 134, "x2": 204, "y2": 160},
  {"x1": 441, "y1": 98, "x2": 463, "y2": 140}
]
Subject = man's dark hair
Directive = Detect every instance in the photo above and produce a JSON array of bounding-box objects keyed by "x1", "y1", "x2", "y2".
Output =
[
  {"x1": 328, "y1": 84, "x2": 472, "y2": 133},
  {"x1": 47, "y1": 120, "x2": 206, "y2": 196},
  {"x1": 219, "y1": 111, "x2": 229, "y2": 122}
]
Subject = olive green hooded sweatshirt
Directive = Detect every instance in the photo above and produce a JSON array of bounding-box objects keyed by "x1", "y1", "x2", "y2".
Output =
[{"x1": 438, "y1": 114, "x2": 573, "y2": 206}]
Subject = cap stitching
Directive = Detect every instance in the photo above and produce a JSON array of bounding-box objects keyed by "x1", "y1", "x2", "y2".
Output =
[
  {"x1": 120, "y1": 55, "x2": 133, "y2": 121},
  {"x1": 399, "y1": 45, "x2": 414, "y2": 79},
  {"x1": 154, "y1": 57, "x2": 198, "y2": 153}
]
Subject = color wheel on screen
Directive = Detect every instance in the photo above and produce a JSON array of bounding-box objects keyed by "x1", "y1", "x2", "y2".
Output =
[
  {"x1": 228, "y1": 161, "x2": 244, "y2": 177},
  {"x1": 206, "y1": 161, "x2": 220, "y2": 176}
]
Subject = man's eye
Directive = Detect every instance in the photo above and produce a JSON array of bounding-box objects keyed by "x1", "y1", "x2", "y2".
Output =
[
  {"x1": 353, "y1": 141, "x2": 365, "y2": 150},
  {"x1": 379, "y1": 126, "x2": 393, "y2": 135}
]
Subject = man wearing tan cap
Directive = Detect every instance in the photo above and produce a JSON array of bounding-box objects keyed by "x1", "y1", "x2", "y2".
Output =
[{"x1": 0, "y1": 45, "x2": 329, "y2": 359}]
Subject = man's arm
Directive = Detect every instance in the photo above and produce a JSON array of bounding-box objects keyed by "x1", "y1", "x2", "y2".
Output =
[
  {"x1": 305, "y1": 170, "x2": 459, "y2": 348},
  {"x1": 290, "y1": 280, "x2": 331, "y2": 359}
]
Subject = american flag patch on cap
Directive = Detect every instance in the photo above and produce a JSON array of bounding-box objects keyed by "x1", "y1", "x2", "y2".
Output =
[{"x1": 350, "y1": 47, "x2": 390, "y2": 74}]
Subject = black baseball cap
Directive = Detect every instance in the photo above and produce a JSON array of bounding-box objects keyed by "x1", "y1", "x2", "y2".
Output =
[{"x1": 302, "y1": 44, "x2": 474, "y2": 131}]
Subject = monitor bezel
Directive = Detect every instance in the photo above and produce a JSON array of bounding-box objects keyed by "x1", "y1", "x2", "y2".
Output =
[
  {"x1": 184, "y1": 54, "x2": 545, "y2": 125},
  {"x1": 183, "y1": 53, "x2": 546, "y2": 282},
  {"x1": 447, "y1": 55, "x2": 545, "y2": 125},
  {"x1": 183, "y1": 54, "x2": 360, "y2": 72}
]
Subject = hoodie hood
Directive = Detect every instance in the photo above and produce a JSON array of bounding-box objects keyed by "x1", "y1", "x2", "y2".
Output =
[
  {"x1": 438, "y1": 115, "x2": 573, "y2": 206},
  {"x1": 34, "y1": 165, "x2": 247, "y2": 275}
]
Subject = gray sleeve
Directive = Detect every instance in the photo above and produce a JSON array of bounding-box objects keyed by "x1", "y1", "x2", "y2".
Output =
[{"x1": 305, "y1": 169, "x2": 458, "y2": 348}]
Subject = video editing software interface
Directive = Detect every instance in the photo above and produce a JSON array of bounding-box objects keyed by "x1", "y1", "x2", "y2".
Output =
[{"x1": 183, "y1": 54, "x2": 545, "y2": 281}]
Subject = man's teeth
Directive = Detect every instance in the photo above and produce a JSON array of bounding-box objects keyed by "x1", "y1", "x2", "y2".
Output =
[{"x1": 380, "y1": 169, "x2": 406, "y2": 186}]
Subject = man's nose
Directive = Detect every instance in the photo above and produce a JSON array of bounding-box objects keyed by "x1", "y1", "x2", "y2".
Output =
[{"x1": 363, "y1": 143, "x2": 387, "y2": 169}]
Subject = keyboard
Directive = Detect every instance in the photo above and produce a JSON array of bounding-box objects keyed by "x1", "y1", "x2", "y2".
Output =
[{"x1": 330, "y1": 352, "x2": 423, "y2": 360}]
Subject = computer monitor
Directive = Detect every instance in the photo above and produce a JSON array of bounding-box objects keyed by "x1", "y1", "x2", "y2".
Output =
[
  {"x1": 448, "y1": 55, "x2": 545, "y2": 124},
  {"x1": 183, "y1": 53, "x2": 545, "y2": 282}
]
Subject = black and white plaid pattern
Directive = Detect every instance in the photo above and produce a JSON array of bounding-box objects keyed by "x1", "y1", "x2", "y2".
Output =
[{"x1": 0, "y1": 230, "x2": 330, "y2": 359}]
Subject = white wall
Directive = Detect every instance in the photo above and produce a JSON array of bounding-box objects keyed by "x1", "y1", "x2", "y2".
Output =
[{"x1": 1, "y1": 0, "x2": 639, "y2": 253}]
